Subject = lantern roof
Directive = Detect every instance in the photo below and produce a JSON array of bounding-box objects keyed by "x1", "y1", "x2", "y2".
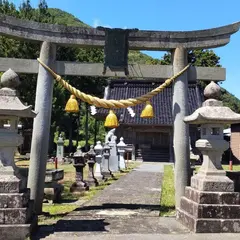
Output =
[
  {"x1": 184, "y1": 81, "x2": 240, "y2": 125},
  {"x1": 0, "y1": 69, "x2": 36, "y2": 118}
]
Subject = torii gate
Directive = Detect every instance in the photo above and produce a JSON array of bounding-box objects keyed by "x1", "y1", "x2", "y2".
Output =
[{"x1": 0, "y1": 15, "x2": 239, "y2": 213}]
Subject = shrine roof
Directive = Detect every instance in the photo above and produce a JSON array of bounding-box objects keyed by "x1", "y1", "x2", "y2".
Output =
[{"x1": 96, "y1": 80, "x2": 204, "y2": 126}]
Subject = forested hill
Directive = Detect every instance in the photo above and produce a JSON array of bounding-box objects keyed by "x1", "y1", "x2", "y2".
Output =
[
  {"x1": 48, "y1": 8, "x2": 89, "y2": 27},
  {"x1": 47, "y1": 8, "x2": 161, "y2": 64}
]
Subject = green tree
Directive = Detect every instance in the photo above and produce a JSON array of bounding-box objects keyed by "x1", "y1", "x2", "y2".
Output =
[{"x1": 159, "y1": 49, "x2": 240, "y2": 113}]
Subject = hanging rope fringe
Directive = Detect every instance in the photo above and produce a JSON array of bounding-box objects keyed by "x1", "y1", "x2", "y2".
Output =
[{"x1": 37, "y1": 58, "x2": 191, "y2": 109}]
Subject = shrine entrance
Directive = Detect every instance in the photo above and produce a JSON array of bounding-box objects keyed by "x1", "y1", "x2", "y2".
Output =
[
  {"x1": 0, "y1": 15, "x2": 238, "y2": 214},
  {"x1": 136, "y1": 131, "x2": 170, "y2": 162}
]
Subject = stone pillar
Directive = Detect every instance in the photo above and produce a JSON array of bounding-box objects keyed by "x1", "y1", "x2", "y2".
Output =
[
  {"x1": 28, "y1": 42, "x2": 56, "y2": 214},
  {"x1": 56, "y1": 134, "x2": 64, "y2": 164},
  {"x1": 172, "y1": 47, "x2": 190, "y2": 208},
  {"x1": 117, "y1": 137, "x2": 126, "y2": 170},
  {"x1": 132, "y1": 131, "x2": 136, "y2": 161},
  {"x1": 108, "y1": 135, "x2": 119, "y2": 172},
  {"x1": 86, "y1": 145, "x2": 98, "y2": 187},
  {"x1": 94, "y1": 141, "x2": 103, "y2": 180},
  {"x1": 102, "y1": 143, "x2": 113, "y2": 180}
]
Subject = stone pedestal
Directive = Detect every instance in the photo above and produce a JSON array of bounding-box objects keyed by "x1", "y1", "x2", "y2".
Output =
[
  {"x1": 0, "y1": 174, "x2": 37, "y2": 239},
  {"x1": 86, "y1": 161, "x2": 98, "y2": 187},
  {"x1": 44, "y1": 169, "x2": 64, "y2": 203},
  {"x1": 177, "y1": 187, "x2": 240, "y2": 233},
  {"x1": 94, "y1": 162, "x2": 102, "y2": 180}
]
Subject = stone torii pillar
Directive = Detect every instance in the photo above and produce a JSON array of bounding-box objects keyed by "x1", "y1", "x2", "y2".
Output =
[
  {"x1": 172, "y1": 48, "x2": 190, "y2": 208},
  {"x1": 28, "y1": 41, "x2": 56, "y2": 214}
]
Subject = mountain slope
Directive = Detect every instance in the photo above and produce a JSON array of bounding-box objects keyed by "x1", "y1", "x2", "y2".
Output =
[
  {"x1": 47, "y1": 8, "x2": 160, "y2": 64},
  {"x1": 48, "y1": 8, "x2": 89, "y2": 27}
]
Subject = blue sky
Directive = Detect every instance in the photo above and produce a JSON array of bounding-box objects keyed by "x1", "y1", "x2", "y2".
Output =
[{"x1": 11, "y1": 0, "x2": 240, "y2": 98}]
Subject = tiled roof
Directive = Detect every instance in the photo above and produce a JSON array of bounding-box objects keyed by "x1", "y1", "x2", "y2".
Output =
[{"x1": 97, "y1": 80, "x2": 204, "y2": 126}]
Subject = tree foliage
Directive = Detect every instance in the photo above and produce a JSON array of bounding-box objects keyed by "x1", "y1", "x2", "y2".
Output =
[{"x1": 160, "y1": 50, "x2": 240, "y2": 113}]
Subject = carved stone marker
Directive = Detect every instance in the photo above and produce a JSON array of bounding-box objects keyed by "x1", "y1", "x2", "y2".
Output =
[
  {"x1": 56, "y1": 134, "x2": 64, "y2": 163},
  {"x1": 177, "y1": 81, "x2": 240, "y2": 233},
  {"x1": 0, "y1": 69, "x2": 37, "y2": 239},
  {"x1": 94, "y1": 141, "x2": 103, "y2": 180},
  {"x1": 101, "y1": 143, "x2": 113, "y2": 180},
  {"x1": 108, "y1": 135, "x2": 119, "y2": 172}
]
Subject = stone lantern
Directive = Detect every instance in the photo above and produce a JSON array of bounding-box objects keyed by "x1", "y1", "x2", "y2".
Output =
[
  {"x1": 101, "y1": 143, "x2": 113, "y2": 180},
  {"x1": 70, "y1": 146, "x2": 89, "y2": 192},
  {"x1": 86, "y1": 145, "x2": 98, "y2": 186},
  {"x1": 0, "y1": 69, "x2": 37, "y2": 239},
  {"x1": 177, "y1": 81, "x2": 240, "y2": 233},
  {"x1": 94, "y1": 141, "x2": 103, "y2": 180},
  {"x1": 117, "y1": 137, "x2": 126, "y2": 170}
]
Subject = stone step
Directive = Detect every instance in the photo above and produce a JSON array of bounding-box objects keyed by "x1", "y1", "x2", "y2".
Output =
[
  {"x1": 185, "y1": 186, "x2": 240, "y2": 205},
  {"x1": 0, "y1": 224, "x2": 32, "y2": 240},
  {"x1": 180, "y1": 196, "x2": 240, "y2": 219},
  {"x1": 177, "y1": 208, "x2": 240, "y2": 233},
  {"x1": 0, "y1": 205, "x2": 33, "y2": 224},
  {"x1": 0, "y1": 189, "x2": 30, "y2": 208},
  {"x1": 0, "y1": 215, "x2": 37, "y2": 240},
  {"x1": 0, "y1": 175, "x2": 21, "y2": 193}
]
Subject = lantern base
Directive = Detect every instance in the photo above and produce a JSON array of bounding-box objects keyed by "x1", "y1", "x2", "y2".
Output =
[
  {"x1": 191, "y1": 172, "x2": 234, "y2": 192},
  {"x1": 0, "y1": 170, "x2": 37, "y2": 239},
  {"x1": 177, "y1": 186, "x2": 240, "y2": 233},
  {"x1": 70, "y1": 181, "x2": 89, "y2": 193}
]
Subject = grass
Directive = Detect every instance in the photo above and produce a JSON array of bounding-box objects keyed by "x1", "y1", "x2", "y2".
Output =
[
  {"x1": 195, "y1": 164, "x2": 240, "y2": 172},
  {"x1": 159, "y1": 163, "x2": 240, "y2": 217},
  {"x1": 159, "y1": 165, "x2": 175, "y2": 216},
  {"x1": 15, "y1": 159, "x2": 140, "y2": 226}
]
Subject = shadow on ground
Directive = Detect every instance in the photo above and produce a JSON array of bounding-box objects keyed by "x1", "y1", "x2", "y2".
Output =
[
  {"x1": 31, "y1": 203, "x2": 162, "y2": 239},
  {"x1": 72, "y1": 203, "x2": 161, "y2": 212},
  {"x1": 31, "y1": 218, "x2": 109, "y2": 240}
]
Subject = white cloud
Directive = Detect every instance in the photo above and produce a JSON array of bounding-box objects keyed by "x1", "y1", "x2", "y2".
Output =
[
  {"x1": 92, "y1": 18, "x2": 111, "y2": 28},
  {"x1": 93, "y1": 19, "x2": 100, "y2": 28}
]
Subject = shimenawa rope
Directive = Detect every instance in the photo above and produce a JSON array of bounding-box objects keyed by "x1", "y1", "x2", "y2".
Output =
[{"x1": 37, "y1": 58, "x2": 191, "y2": 109}]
